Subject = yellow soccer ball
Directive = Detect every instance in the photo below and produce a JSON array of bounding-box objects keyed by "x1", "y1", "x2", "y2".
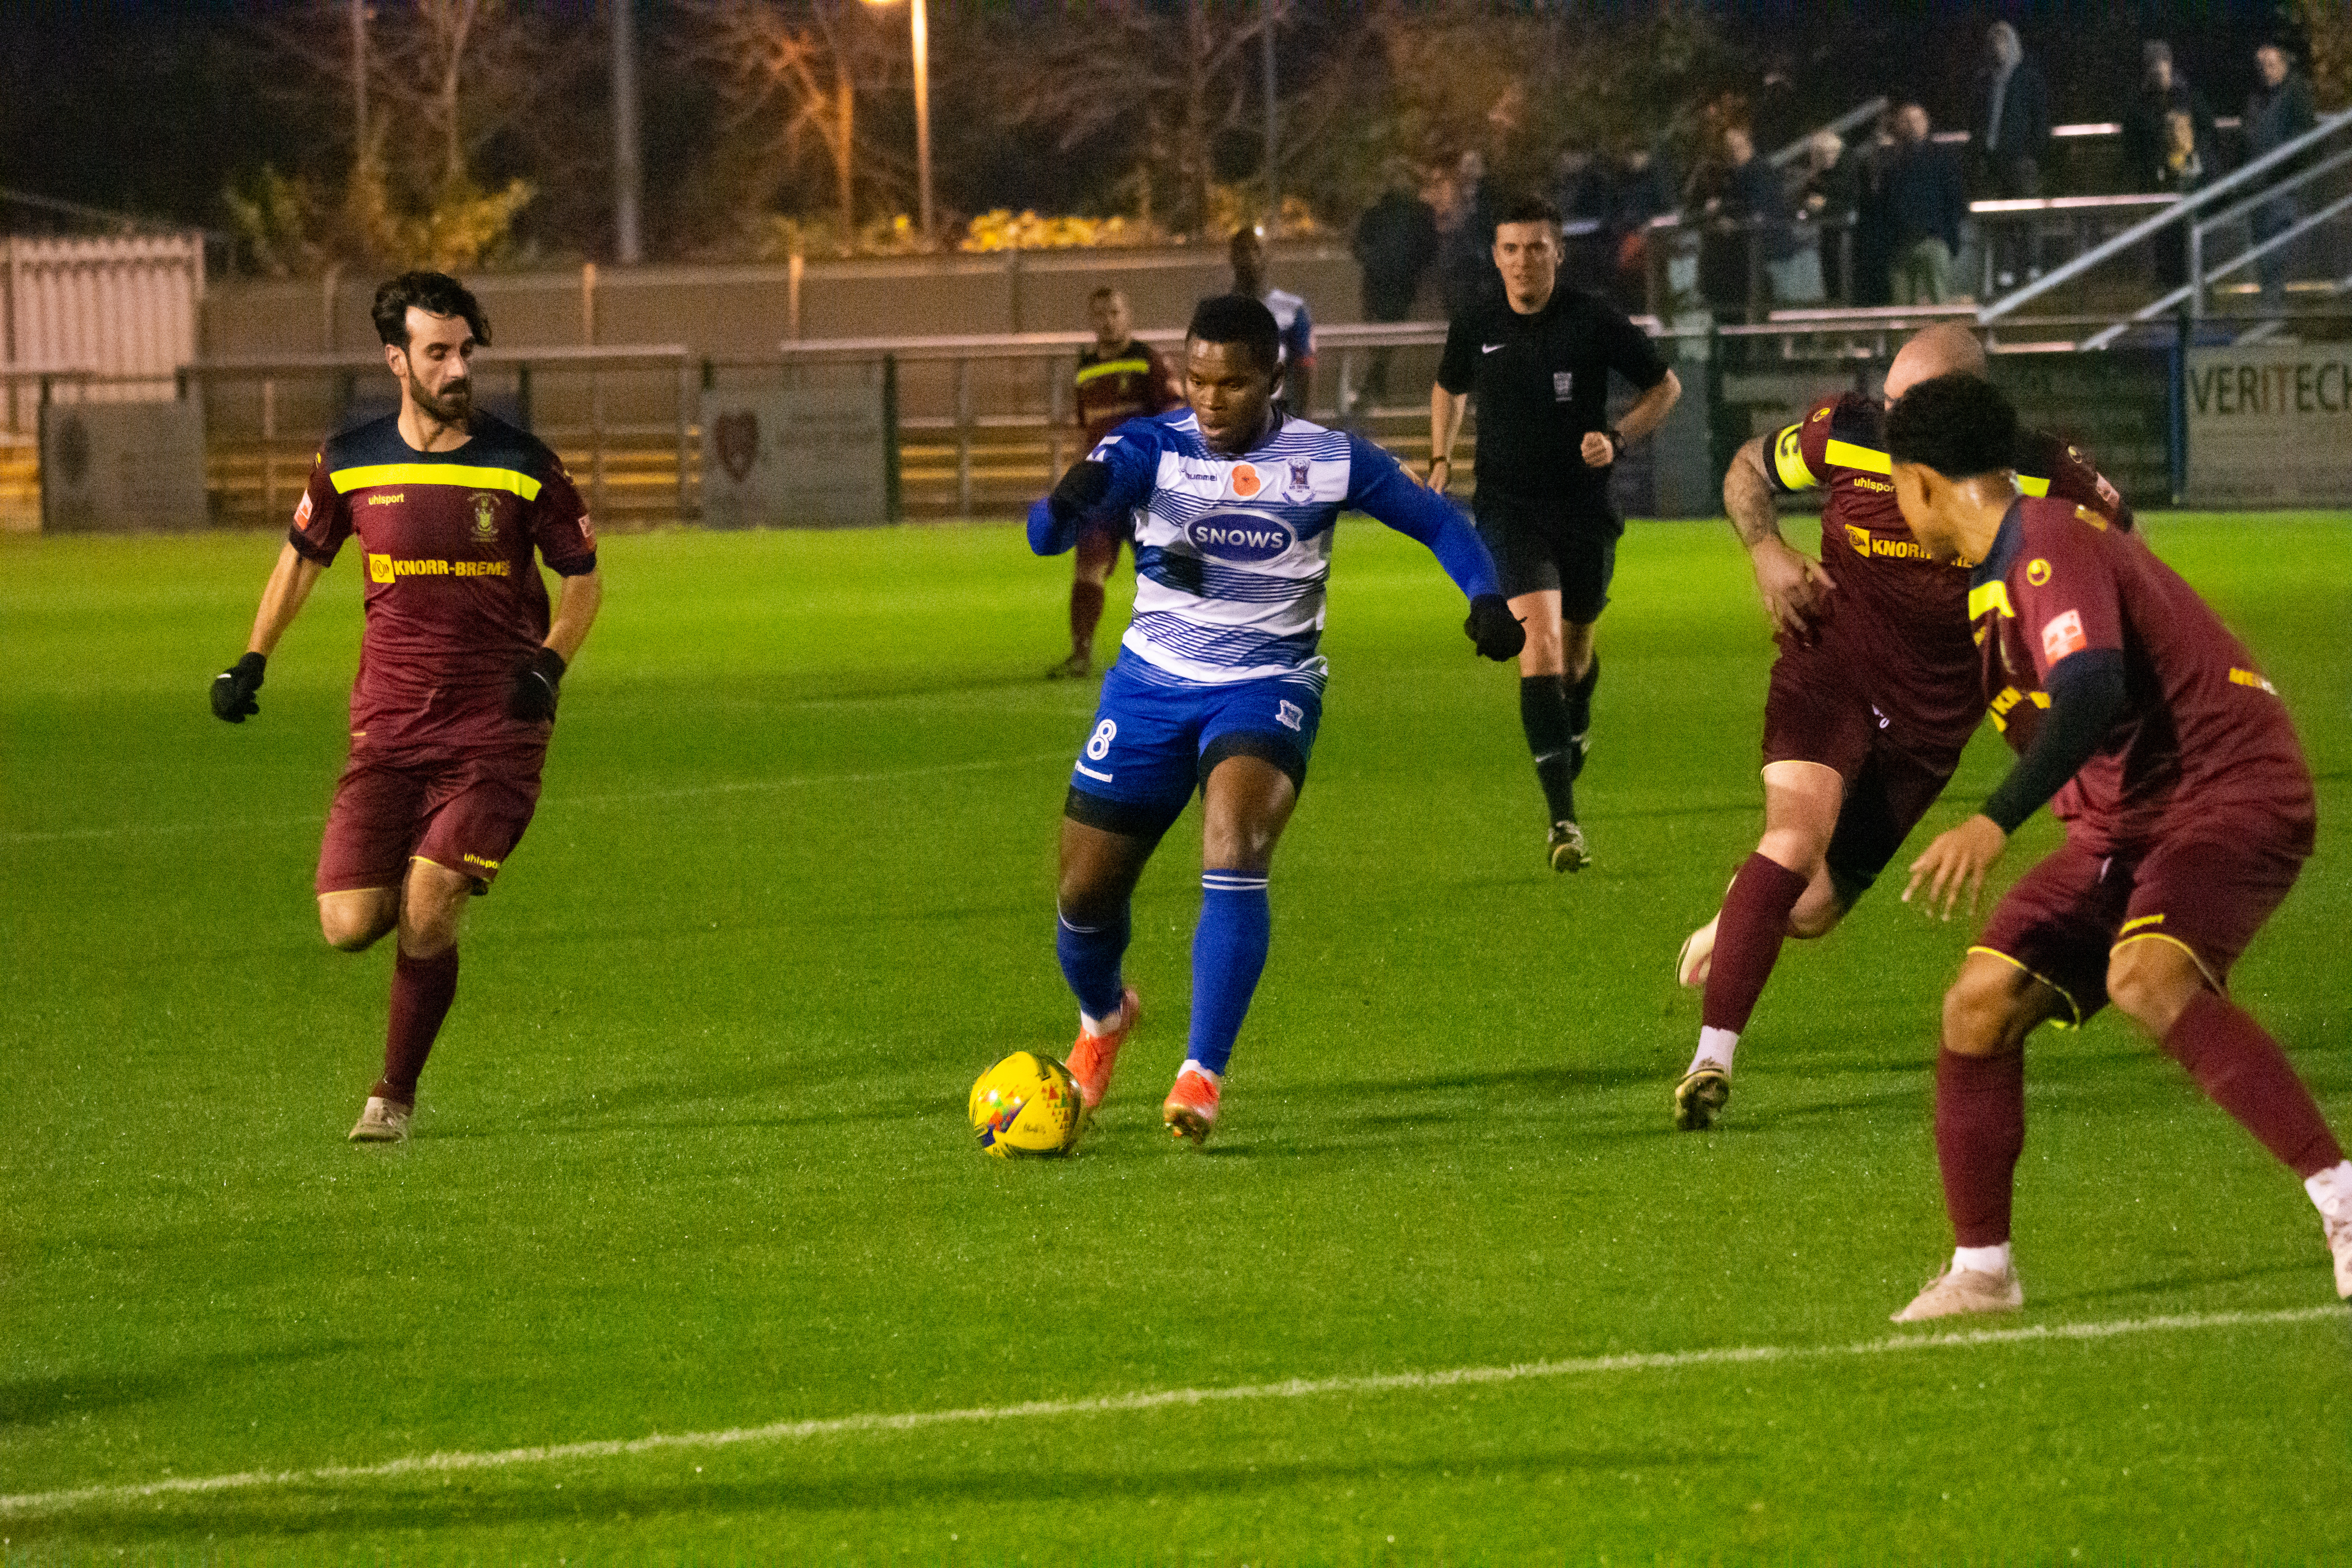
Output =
[{"x1": 969, "y1": 1051, "x2": 1082, "y2": 1158}]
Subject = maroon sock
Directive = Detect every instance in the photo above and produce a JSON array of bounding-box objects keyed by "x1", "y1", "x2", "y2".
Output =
[
  {"x1": 1700, "y1": 853, "x2": 1811, "y2": 1034},
  {"x1": 1936, "y1": 1048, "x2": 2027, "y2": 1247},
  {"x1": 374, "y1": 946, "x2": 459, "y2": 1106},
  {"x1": 2162, "y1": 989, "x2": 2344, "y2": 1178},
  {"x1": 1070, "y1": 581, "x2": 1106, "y2": 651}
]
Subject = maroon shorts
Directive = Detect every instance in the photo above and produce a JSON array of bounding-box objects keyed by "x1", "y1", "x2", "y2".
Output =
[
  {"x1": 1760, "y1": 629, "x2": 1968, "y2": 897},
  {"x1": 1973, "y1": 818, "x2": 2310, "y2": 1025},
  {"x1": 316, "y1": 743, "x2": 546, "y2": 896}
]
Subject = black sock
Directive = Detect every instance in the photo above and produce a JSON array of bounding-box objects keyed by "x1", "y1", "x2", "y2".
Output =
[{"x1": 1519, "y1": 675, "x2": 1577, "y2": 824}]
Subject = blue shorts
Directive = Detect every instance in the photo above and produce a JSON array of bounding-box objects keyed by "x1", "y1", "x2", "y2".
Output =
[{"x1": 1064, "y1": 651, "x2": 1324, "y2": 840}]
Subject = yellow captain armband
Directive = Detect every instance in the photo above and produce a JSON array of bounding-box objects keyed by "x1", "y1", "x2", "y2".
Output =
[{"x1": 1772, "y1": 424, "x2": 1818, "y2": 491}]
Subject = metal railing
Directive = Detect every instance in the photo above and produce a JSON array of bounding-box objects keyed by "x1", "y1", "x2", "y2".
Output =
[{"x1": 1983, "y1": 107, "x2": 2352, "y2": 332}]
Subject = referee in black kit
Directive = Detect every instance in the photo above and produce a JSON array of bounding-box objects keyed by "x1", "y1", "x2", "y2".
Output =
[{"x1": 1428, "y1": 194, "x2": 1680, "y2": 872}]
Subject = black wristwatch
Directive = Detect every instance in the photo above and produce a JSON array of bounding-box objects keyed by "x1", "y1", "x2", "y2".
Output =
[{"x1": 1604, "y1": 426, "x2": 1626, "y2": 459}]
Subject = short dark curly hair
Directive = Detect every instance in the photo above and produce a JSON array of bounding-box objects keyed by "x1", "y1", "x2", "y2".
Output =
[
  {"x1": 1187, "y1": 293, "x2": 1282, "y2": 378},
  {"x1": 1884, "y1": 372, "x2": 2018, "y2": 479},
  {"x1": 1497, "y1": 193, "x2": 1564, "y2": 230},
  {"x1": 371, "y1": 271, "x2": 491, "y2": 350}
]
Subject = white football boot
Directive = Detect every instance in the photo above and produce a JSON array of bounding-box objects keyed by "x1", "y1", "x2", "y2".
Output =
[
  {"x1": 347, "y1": 1096, "x2": 413, "y2": 1143},
  {"x1": 1677, "y1": 914, "x2": 1720, "y2": 988},
  {"x1": 1892, "y1": 1263, "x2": 2024, "y2": 1323}
]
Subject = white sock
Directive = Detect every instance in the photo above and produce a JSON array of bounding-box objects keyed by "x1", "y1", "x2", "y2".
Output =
[
  {"x1": 1688, "y1": 1027, "x2": 1738, "y2": 1077},
  {"x1": 1079, "y1": 1005, "x2": 1123, "y2": 1039},
  {"x1": 1953, "y1": 1242, "x2": 2013, "y2": 1278},
  {"x1": 1178, "y1": 1058, "x2": 1221, "y2": 1087},
  {"x1": 2305, "y1": 1160, "x2": 2352, "y2": 1221}
]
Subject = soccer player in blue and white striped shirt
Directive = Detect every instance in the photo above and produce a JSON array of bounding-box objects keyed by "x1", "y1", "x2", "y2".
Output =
[{"x1": 1027, "y1": 294, "x2": 1524, "y2": 1143}]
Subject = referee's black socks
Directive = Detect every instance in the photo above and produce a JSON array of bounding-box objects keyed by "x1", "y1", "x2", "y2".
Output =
[{"x1": 1519, "y1": 675, "x2": 1579, "y2": 825}]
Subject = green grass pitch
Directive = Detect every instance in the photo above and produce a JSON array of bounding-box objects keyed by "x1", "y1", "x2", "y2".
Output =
[{"x1": 2, "y1": 513, "x2": 2347, "y2": 1564}]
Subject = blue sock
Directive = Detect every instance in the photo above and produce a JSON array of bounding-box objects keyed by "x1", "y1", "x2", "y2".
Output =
[
  {"x1": 1187, "y1": 873, "x2": 1271, "y2": 1076},
  {"x1": 1056, "y1": 905, "x2": 1130, "y2": 1023}
]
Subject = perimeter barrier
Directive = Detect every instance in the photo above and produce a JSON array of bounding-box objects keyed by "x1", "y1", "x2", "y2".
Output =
[{"x1": 9, "y1": 307, "x2": 2347, "y2": 532}]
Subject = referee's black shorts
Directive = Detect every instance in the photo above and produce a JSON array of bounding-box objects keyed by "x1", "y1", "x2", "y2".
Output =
[{"x1": 1472, "y1": 492, "x2": 1622, "y2": 623}]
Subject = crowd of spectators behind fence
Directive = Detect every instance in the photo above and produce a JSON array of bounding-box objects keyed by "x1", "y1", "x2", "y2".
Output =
[{"x1": 1351, "y1": 26, "x2": 2332, "y2": 330}]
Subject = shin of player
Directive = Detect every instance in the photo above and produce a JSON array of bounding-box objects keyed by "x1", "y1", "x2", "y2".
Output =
[
  {"x1": 1035, "y1": 295, "x2": 1520, "y2": 1145},
  {"x1": 1674, "y1": 324, "x2": 2131, "y2": 1133},
  {"x1": 212, "y1": 271, "x2": 603, "y2": 1143},
  {"x1": 1884, "y1": 374, "x2": 2350, "y2": 1319},
  {"x1": 1428, "y1": 196, "x2": 1680, "y2": 874}
]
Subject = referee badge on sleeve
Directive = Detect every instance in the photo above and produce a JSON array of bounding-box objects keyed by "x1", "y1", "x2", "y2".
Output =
[{"x1": 1553, "y1": 372, "x2": 1574, "y2": 402}]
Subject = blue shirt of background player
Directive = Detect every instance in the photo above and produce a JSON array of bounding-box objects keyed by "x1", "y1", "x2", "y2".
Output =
[{"x1": 1027, "y1": 408, "x2": 1500, "y2": 692}]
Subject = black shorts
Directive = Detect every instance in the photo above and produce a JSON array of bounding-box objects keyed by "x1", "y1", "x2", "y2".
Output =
[{"x1": 1472, "y1": 494, "x2": 1620, "y2": 621}]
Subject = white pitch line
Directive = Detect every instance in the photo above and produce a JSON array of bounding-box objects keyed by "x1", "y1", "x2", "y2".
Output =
[
  {"x1": 4, "y1": 1303, "x2": 2340, "y2": 1519},
  {"x1": 0, "y1": 751, "x2": 1072, "y2": 846}
]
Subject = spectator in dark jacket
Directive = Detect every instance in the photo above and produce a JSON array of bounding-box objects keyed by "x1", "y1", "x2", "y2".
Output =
[
  {"x1": 1701, "y1": 124, "x2": 1806, "y2": 317},
  {"x1": 1350, "y1": 161, "x2": 1439, "y2": 405},
  {"x1": 1971, "y1": 22, "x2": 2052, "y2": 293},
  {"x1": 2122, "y1": 42, "x2": 2216, "y2": 195},
  {"x1": 1883, "y1": 103, "x2": 1966, "y2": 303},
  {"x1": 1599, "y1": 142, "x2": 1676, "y2": 313},
  {"x1": 1851, "y1": 109, "x2": 1900, "y2": 307},
  {"x1": 2246, "y1": 43, "x2": 2319, "y2": 307},
  {"x1": 1970, "y1": 22, "x2": 2051, "y2": 198},
  {"x1": 1437, "y1": 149, "x2": 1501, "y2": 319},
  {"x1": 1795, "y1": 130, "x2": 1856, "y2": 302}
]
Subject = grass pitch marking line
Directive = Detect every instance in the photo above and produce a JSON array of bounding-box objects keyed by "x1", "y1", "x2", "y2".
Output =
[
  {"x1": 0, "y1": 751, "x2": 1073, "y2": 845},
  {"x1": 4, "y1": 1303, "x2": 2341, "y2": 1519}
]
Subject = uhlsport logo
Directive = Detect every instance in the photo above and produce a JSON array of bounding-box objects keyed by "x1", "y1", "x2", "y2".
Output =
[{"x1": 1188, "y1": 509, "x2": 1295, "y2": 563}]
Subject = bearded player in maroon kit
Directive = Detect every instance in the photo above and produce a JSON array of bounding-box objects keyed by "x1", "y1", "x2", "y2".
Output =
[
  {"x1": 1050, "y1": 286, "x2": 1180, "y2": 679},
  {"x1": 1886, "y1": 373, "x2": 2350, "y2": 1319},
  {"x1": 209, "y1": 271, "x2": 604, "y2": 1143},
  {"x1": 1671, "y1": 324, "x2": 2131, "y2": 1131}
]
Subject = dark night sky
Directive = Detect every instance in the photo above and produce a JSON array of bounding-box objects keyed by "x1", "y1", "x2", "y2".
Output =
[{"x1": 0, "y1": 1, "x2": 2307, "y2": 251}]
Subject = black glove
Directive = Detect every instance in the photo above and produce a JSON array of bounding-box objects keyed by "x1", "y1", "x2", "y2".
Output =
[
  {"x1": 1047, "y1": 458, "x2": 1114, "y2": 526},
  {"x1": 1464, "y1": 594, "x2": 1526, "y2": 662},
  {"x1": 210, "y1": 652, "x2": 266, "y2": 722},
  {"x1": 506, "y1": 645, "x2": 566, "y2": 722}
]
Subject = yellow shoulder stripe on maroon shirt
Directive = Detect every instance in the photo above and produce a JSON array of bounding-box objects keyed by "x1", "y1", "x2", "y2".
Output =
[
  {"x1": 1074, "y1": 358, "x2": 1154, "y2": 387},
  {"x1": 1969, "y1": 580, "x2": 2016, "y2": 621},
  {"x1": 330, "y1": 462, "x2": 544, "y2": 501}
]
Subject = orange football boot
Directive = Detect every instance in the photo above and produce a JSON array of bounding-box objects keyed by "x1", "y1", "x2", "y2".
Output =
[
  {"x1": 1161, "y1": 1065, "x2": 1221, "y2": 1145},
  {"x1": 1064, "y1": 987, "x2": 1139, "y2": 1117}
]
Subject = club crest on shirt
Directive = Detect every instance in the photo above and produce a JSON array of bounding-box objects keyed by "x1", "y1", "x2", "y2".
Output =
[
  {"x1": 1284, "y1": 458, "x2": 1313, "y2": 499},
  {"x1": 1553, "y1": 371, "x2": 1574, "y2": 401},
  {"x1": 470, "y1": 493, "x2": 499, "y2": 540}
]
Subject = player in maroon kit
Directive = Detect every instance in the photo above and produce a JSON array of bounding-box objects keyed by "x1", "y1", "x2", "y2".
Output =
[
  {"x1": 1673, "y1": 325, "x2": 2131, "y2": 1131},
  {"x1": 209, "y1": 271, "x2": 604, "y2": 1143},
  {"x1": 1885, "y1": 373, "x2": 2351, "y2": 1319},
  {"x1": 1051, "y1": 287, "x2": 1180, "y2": 679}
]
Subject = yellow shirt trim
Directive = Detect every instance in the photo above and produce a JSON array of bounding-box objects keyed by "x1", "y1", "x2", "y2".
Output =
[
  {"x1": 1074, "y1": 358, "x2": 1153, "y2": 387},
  {"x1": 1969, "y1": 580, "x2": 2016, "y2": 621},
  {"x1": 2015, "y1": 474, "x2": 2051, "y2": 497},
  {"x1": 1823, "y1": 438, "x2": 1891, "y2": 475},
  {"x1": 330, "y1": 463, "x2": 543, "y2": 501}
]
